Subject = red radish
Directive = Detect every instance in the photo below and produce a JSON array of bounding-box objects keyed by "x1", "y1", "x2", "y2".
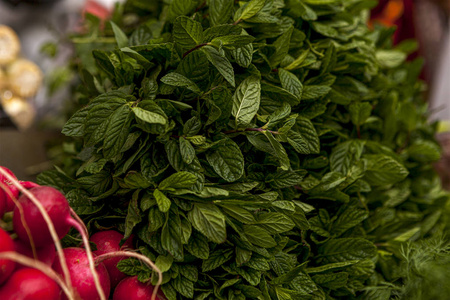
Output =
[
  {"x1": 12, "y1": 186, "x2": 72, "y2": 248},
  {"x1": 0, "y1": 167, "x2": 19, "y2": 212},
  {"x1": 113, "y1": 276, "x2": 164, "y2": 300},
  {"x1": 0, "y1": 189, "x2": 6, "y2": 218},
  {"x1": 53, "y1": 247, "x2": 110, "y2": 300},
  {"x1": 0, "y1": 228, "x2": 15, "y2": 285},
  {"x1": 14, "y1": 239, "x2": 56, "y2": 268},
  {"x1": 0, "y1": 267, "x2": 61, "y2": 300},
  {"x1": 90, "y1": 230, "x2": 134, "y2": 288}
]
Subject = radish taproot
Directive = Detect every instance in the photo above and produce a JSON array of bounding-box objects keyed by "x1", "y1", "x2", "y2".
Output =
[
  {"x1": 90, "y1": 230, "x2": 134, "y2": 288},
  {"x1": 0, "y1": 267, "x2": 62, "y2": 300},
  {"x1": 0, "y1": 228, "x2": 15, "y2": 285},
  {"x1": 113, "y1": 276, "x2": 164, "y2": 300},
  {"x1": 52, "y1": 247, "x2": 110, "y2": 300}
]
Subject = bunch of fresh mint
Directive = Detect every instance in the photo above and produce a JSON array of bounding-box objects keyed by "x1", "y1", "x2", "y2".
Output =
[{"x1": 38, "y1": 0, "x2": 450, "y2": 299}]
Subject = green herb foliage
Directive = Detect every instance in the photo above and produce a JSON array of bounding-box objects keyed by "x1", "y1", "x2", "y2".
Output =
[{"x1": 40, "y1": 0, "x2": 450, "y2": 299}]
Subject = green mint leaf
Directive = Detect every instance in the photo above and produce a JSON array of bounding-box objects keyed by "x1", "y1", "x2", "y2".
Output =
[
  {"x1": 172, "y1": 272, "x2": 194, "y2": 298},
  {"x1": 279, "y1": 68, "x2": 303, "y2": 101},
  {"x1": 312, "y1": 272, "x2": 349, "y2": 290},
  {"x1": 232, "y1": 76, "x2": 261, "y2": 126},
  {"x1": 287, "y1": 117, "x2": 320, "y2": 154},
  {"x1": 202, "y1": 248, "x2": 233, "y2": 272},
  {"x1": 202, "y1": 46, "x2": 235, "y2": 87},
  {"x1": 349, "y1": 102, "x2": 372, "y2": 126},
  {"x1": 363, "y1": 154, "x2": 409, "y2": 186},
  {"x1": 263, "y1": 131, "x2": 290, "y2": 170},
  {"x1": 160, "y1": 72, "x2": 201, "y2": 94},
  {"x1": 205, "y1": 138, "x2": 244, "y2": 182},
  {"x1": 209, "y1": 0, "x2": 234, "y2": 25},
  {"x1": 256, "y1": 213, "x2": 296, "y2": 234},
  {"x1": 153, "y1": 189, "x2": 171, "y2": 213},
  {"x1": 159, "y1": 171, "x2": 197, "y2": 190},
  {"x1": 179, "y1": 137, "x2": 196, "y2": 164},
  {"x1": 330, "y1": 140, "x2": 365, "y2": 174},
  {"x1": 185, "y1": 231, "x2": 210, "y2": 259},
  {"x1": 103, "y1": 105, "x2": 133, "y2": 159},
  {"x1": 234, "y1": 0, "x2": 266, "y2": 22},
  {"x1": 270, "y1": 26, "x2": 293, "y2": 67},
  {"x1": 188, "y1": 203, "x2": 227, "y2": 244},
  {"x1": 169, "y1": 0, "x2": 197, "y2": 19},
  {"x1": 243, "y1": 225, "x2": 277, "y2": 248},
  {"x1": 173, "y1": 16, "x2": 203, "y2": 50},
  {"x1": 318, "y1": 238, "x2": 377, "y2": 263},
  {"x1": 110, "y1": 21, "x2": 129, "y2": 48}
]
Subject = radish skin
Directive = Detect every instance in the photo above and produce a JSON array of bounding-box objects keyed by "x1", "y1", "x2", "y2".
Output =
[
  {"x1": 90, "y1": 230, "x2": 134, "y2": 288},
  {"x1": 94, "y1": 251, "x2": 163, "y2": 300},
  {"x1": 14, "y1": 239, "x2": 56, "y2": 268},
  {"x1": 52, "y1": 247, "x2": 110, "y2": 300},
  {"x1": 0, "y1": 252, "x2": 73, "y2": 300},
  {"x1": 0, "y1": 228, "x2": 15, "y2": 285},
  {"x1": 113, "y1": 276, "x2": 164, "y2": 300},
  {"x1": 0, "y1": 267, "x2": 62, "y2": 300}
]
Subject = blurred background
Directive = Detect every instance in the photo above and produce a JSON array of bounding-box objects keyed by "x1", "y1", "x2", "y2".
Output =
[{"x1": 0, "y1": 0, "x2": 449, "y2": 187}]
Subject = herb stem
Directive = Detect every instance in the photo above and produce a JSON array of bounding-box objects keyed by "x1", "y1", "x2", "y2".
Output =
[
  {"x1": 223, "y1": 128, "x2": 280, "y2": 135},
  {"x1": 183, "y1": 43, "x2": 210, "y2": 58}
]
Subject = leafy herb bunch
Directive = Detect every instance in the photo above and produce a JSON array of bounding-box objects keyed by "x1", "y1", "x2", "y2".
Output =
[{"x1": 39, "y1": 0, "x2": 450, "y2": 299}]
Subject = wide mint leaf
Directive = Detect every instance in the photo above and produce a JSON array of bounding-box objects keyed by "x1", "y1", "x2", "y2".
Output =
[
  {"x1": 185, "y1": 231, "x2": 210, "y2": 259},
  {"x1": 349, "y1": 101, "x2": 372, "y2": 126},
  {"x1": 279, "y1": 68, "x2": 303, "y2": 101},
  {"x1": 263, "y1": 131, "x2": 290, "y2": 170},
  {"x1": 61, "y1": 107, "x2": 89, "y2": 137},
  {"x1": 173, "y1": 16, "x2": 203, "y2": 49},
  {"x1": 159, "y1": 171, "x2": 197, "y2": 190},
  {"x1": 188, "y1": 203, "x2": 227, "y2": 244},
  {"x1": 205, "y1": 138, "x2": 244, "y2": 182},
  {"x1": 233, "y1": 0, "x2": 266, "y2": 22},
  {"x1": 209, "y1": 0, "x2": 234, "y2": 25},
  {"x1": 232, "y1": 43, "x2": 253, "y2": 68},
  {"x1": 202, "y1": 46, "x2": 235, "y2": 87},
  {"x1": 243, "y1": 225, "x2": 277, "y2": 248},
  {"x1": 161, "y1": 210, "x2": 184, "y2": 260},
  {"x1": 287, "y1": 117, "x2": 320, "y2": 154},
  {"x1": 312, "y1": 272, "x2": 349, "y2": 290},
  {"x1": 306, "y1": 261, "x2": 357, "y2": 274},
  {"x1": 220, "y1": 205, "x2": 257, "y2": 224},
  {"x1": 232, "y1": 76, "x2": 261, "y2": 126},
  {"x1": 169, "y1": 0, "x2": 198, "y2": 19},
  {"x1": 318, "y1": 238, "x2": 377, "y2": 263},
  {"x1": 153, "y1": 189, "x2": 171, "y2": 213},
  {"x1": 406, "y1": 140, "x2": 441, "y2": 162},
  {"x1": 160, "y1": 72, "x2": 201, "y2": 94},
  {"x1": 302, "y1": 85, "x2": 331, "y2": 101},
  {"x1": 172, "y1": 274, "x2": 194, "y2": 298},
  {"x1": 103, "y1": 105, "x2": 133, "y2": 159},
  {"x1": 132, "y1": 105, "x2": 167, "y2": 125},
  {"x1": 65, "y1": 189, "x2": 104, "y2": 216},
  {"x1": 202, "y1": 248, "x2": 233, "y2": 272},
  {"x1": 330, "y1": 140, "x2": 365, "y2": 174},
  {"x1": 256, "y1": 213, "x2": 295, "y2": 234},
  {"x1": 266, "y1": 170, "x2": 306, "y2": 189},
  {"x1": 124, "y1": 192, "x2": 142, "y2": 239},
  {"x1": 110, "y1": 21, "x2": 128, "y2": 48},
  {"x1": 155, "y1": 255, "x2": 173, "y2": 273},
  {"x1": 77, "y1": 171, "x2": 112, "y2": 197},
  {"x1": 179, "y1": 137, "x2": 195, "y2": 164},
  {"x1": 176, "y1": 51, "x2": 209, "y2": 85},
  {"x1": 363, "y1": 154, "x2": 409, "y2": 186},
  {"x1": 211, "y1": 35, "x2": 255, "y2": 48},
  {"x1": 270, "y1": 26, "x2": 293, "y2": 67},
  {"x1": 332, "y1": 206, "x2": 368, "y2": 236}
]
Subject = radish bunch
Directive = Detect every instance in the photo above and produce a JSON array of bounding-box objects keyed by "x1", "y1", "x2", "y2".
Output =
[{"x1": 0, "y1": 166, "x2": 163, "y2": 300}]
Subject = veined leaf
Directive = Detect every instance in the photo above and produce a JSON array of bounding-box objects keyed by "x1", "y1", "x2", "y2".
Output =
[{"x1": 188, "y1": 203, "x2": 227, "y2": 244}]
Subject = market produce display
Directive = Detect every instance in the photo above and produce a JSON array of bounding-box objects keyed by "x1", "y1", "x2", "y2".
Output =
[
  {"x1": 2, "y1": 0, "x2": 450, "y2": 299},
  {"x1": 0, "y1": 166, "x2": 162, "y2": 300}
]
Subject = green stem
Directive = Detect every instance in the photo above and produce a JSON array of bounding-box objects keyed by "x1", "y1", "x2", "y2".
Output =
[{"x1": 183, "y1": 43, "x2": 210, "y2": 58}]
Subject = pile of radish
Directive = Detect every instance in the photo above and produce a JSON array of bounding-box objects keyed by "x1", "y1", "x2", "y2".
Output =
[{"x1": 0, "y1": 166, "x2": 163, "y2": 300}]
